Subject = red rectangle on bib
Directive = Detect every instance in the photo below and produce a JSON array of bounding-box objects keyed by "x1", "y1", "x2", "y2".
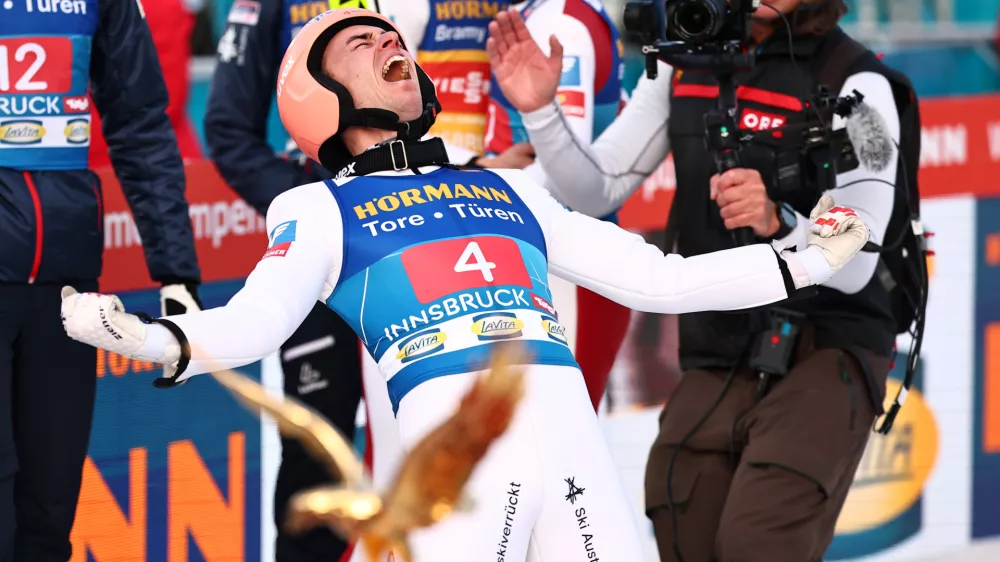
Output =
[
  {"x1": 401, "y1": 236, "x2": 532, "y2": 304},
  {"x1": 0, "y1": 37, "x2": 73, "y2": 94}
]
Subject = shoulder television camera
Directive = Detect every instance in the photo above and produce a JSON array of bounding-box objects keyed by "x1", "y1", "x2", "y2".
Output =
[
  {"x1": 622, "y1": 0, "x2": 757, "y2": 76},
  {"x1": 623, "y1": 0, "x2": 758, "y2": 47},
  {"x1": 620, "y1": 0, "x2": 861, "y2": 232}
]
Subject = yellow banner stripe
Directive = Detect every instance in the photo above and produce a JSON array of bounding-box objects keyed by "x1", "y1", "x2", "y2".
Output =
[{"x1": 416, "y1": 49, "x2": 491, "y2": 63}]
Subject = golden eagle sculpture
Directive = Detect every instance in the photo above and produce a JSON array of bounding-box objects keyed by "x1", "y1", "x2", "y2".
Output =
[{"x1": 209, "y1": 343, "x2": 528, "y2": 562}]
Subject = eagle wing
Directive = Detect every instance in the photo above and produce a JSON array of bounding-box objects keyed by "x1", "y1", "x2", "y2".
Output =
[{"x1": 211, "y1": 368, "x2": 369, "y2": 489}]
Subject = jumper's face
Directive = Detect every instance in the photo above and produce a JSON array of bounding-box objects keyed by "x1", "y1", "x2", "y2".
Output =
[{"x1": 323, "y1": 25, "x2": 423, "y2": 122}]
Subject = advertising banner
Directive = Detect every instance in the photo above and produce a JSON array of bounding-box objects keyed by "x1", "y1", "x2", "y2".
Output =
[
  {"x1": 71, "y1": 283, "x2": 264, "y2": 562},
  {"x1": 73, "y1": 166, "x2": 269, "y2": 561},
  {"x1": 973, "y1": 196, "x2": 1000, "y2": 539},
  {"x1": 97, "y1": 161, "x2": 267, "y2": 294}
]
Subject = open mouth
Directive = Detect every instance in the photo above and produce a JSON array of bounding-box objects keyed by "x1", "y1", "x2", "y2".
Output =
[{"x1": 381, "y1": 55, "x2": 411, "y2": 83}]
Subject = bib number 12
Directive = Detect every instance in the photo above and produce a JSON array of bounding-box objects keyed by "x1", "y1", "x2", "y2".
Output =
[
  {"x1": 0, "y1": 43, "x2": 48, "y2": 92},
  {"x1": 454, "y1": 241, "x2": 497, "y2": 282}
]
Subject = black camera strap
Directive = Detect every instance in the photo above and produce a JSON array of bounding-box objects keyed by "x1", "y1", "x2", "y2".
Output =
[
  {"x1": 815, "y1": 30, "x2": 928, "y2": 434},
  {"x1": 815, "y1": 31, "x2": 867, "y2": 93}
]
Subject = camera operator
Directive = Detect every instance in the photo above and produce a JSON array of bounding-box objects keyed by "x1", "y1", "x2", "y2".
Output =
[{"x1": 487, "y1": 1, "x2": 921, "y2": 560}]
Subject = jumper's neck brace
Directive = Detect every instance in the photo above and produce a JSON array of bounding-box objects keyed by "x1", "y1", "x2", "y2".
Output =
[{"x1": 334, "y1": 137, "x2": 452, "y2": 179}]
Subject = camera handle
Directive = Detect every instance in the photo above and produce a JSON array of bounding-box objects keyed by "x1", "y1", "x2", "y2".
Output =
[
  {"x1": 640, "y1": 42, "x2": 757, "y2": 247},
  {"x1": 704, "y1": 71, "x2": 756, "y2": 247},
  {"x1": 706, "y1": 73, "x2": 789, "y2": 388},
  {"x1": 706, "y1": 72, "x2": 808, "y2": 390}
]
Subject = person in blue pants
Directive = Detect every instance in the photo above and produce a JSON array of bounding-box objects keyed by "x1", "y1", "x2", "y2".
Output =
[{"x1": 0, "y1": 0, "x2": 201, "y2": 559}]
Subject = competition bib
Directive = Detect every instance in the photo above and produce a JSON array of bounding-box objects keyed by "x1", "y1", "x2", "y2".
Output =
[
  {"x1": 0, "y1": 0, "x2": 98, "y2": 170},
  {"x1": 325, "y1": 168, "x2": 576, "y2": 412},
  {"x1": 418, "y1": 0, "x2": 510, "y2": 155}
]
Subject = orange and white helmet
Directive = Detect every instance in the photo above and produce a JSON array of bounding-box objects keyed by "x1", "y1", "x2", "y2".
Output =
[{"x1": 275, "y1": 8, "x2": 441, "y2": 168}]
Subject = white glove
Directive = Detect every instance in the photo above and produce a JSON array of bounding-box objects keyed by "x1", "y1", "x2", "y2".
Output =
[
  {"x1": 779, "y1": 196, "x2": 870, "y2": 289},
  {"x1": 61, "y1": 287, "x2": 182, "y2": 367},
  {"x1": 161, "y1": 284, "x2": 201, "y2": 317},
  {"x1": 805, "y1": 195, "x2": 869, "y2": 272}
]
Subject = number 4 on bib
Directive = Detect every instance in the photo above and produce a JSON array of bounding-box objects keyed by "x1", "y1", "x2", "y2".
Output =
[
  {"x1": 454, "y1": 241, "x2": 497, "y2": 282},
  {"x1": 400, "y1": 236, "x2": 534, "y2": 304}
]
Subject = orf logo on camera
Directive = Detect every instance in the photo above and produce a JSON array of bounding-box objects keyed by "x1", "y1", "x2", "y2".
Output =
[{"x1": 739, "y1": 108, "x2": 786, "y2": 131}]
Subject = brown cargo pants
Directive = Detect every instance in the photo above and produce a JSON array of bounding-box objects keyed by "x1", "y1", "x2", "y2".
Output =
[{"x1": 644, "y1": 328, "x2": 891, "y2": 562}]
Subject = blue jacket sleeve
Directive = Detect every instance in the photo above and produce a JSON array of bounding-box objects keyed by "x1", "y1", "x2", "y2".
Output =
[
  {"x1": 204, "y1": 0, "x2": 323, "y2": 216},
  {"x1": 89, "y1": 0, "x2": 201, "y2": 284}
]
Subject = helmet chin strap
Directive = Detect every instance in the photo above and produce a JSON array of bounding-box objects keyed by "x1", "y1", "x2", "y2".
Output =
[
  {"x1": 400, "y1": 102, "x2": 439, "y2": 140},
  {"x1": 355, "y1": 101, "x2": 438, "y2": 142},
  {"x1": 319, "y1": 100, "x2": 440, "y2": 171}
]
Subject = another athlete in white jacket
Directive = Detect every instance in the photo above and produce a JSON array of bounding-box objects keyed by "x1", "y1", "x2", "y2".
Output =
[
  {"x1": 482, "y1": 0, "x2": 634, "y2": 415},
  {"x1": 61, "y1": 8, "x2": 869, "y2": 561}
]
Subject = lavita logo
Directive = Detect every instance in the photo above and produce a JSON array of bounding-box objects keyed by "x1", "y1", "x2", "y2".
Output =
[
  {"x1": 395, "y1": 329, "x2": 447, "y2": 363},
  {"x1": 471, "y1": 312, "x2": 524, "y2": 341},
  {"x1": 0, "y1": 120, "x2": 45, "y2": 144},
  {"x1": 541, "y1": 315, "x2": 567, "y2": 345},
  {"x1": 64, "y1": 118, "x2": 89, "y2": 144}
]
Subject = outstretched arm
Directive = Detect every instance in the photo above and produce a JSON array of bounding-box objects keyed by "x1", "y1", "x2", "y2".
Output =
[
  {"x1": 62, "y1": 184, "x2": 344, "y2": 383},
  {"x1": 530, "y1": 6, "x2": 599, "y2": 146},
  {"x1": 488, "y1": 8, "x2": 671, "y2": 218},
  {"x1": 495, "y1": 170, "x2": 868, "y2": 314}
]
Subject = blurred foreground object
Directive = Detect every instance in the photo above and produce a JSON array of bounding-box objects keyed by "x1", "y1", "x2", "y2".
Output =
[{"x1": 211, "y1": 343, "x2": 528, "y2": 561}]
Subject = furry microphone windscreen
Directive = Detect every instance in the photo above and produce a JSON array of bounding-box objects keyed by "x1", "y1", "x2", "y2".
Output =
[{"x1": 845, "y1": 101, "x2": 896, "y2": 173}]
